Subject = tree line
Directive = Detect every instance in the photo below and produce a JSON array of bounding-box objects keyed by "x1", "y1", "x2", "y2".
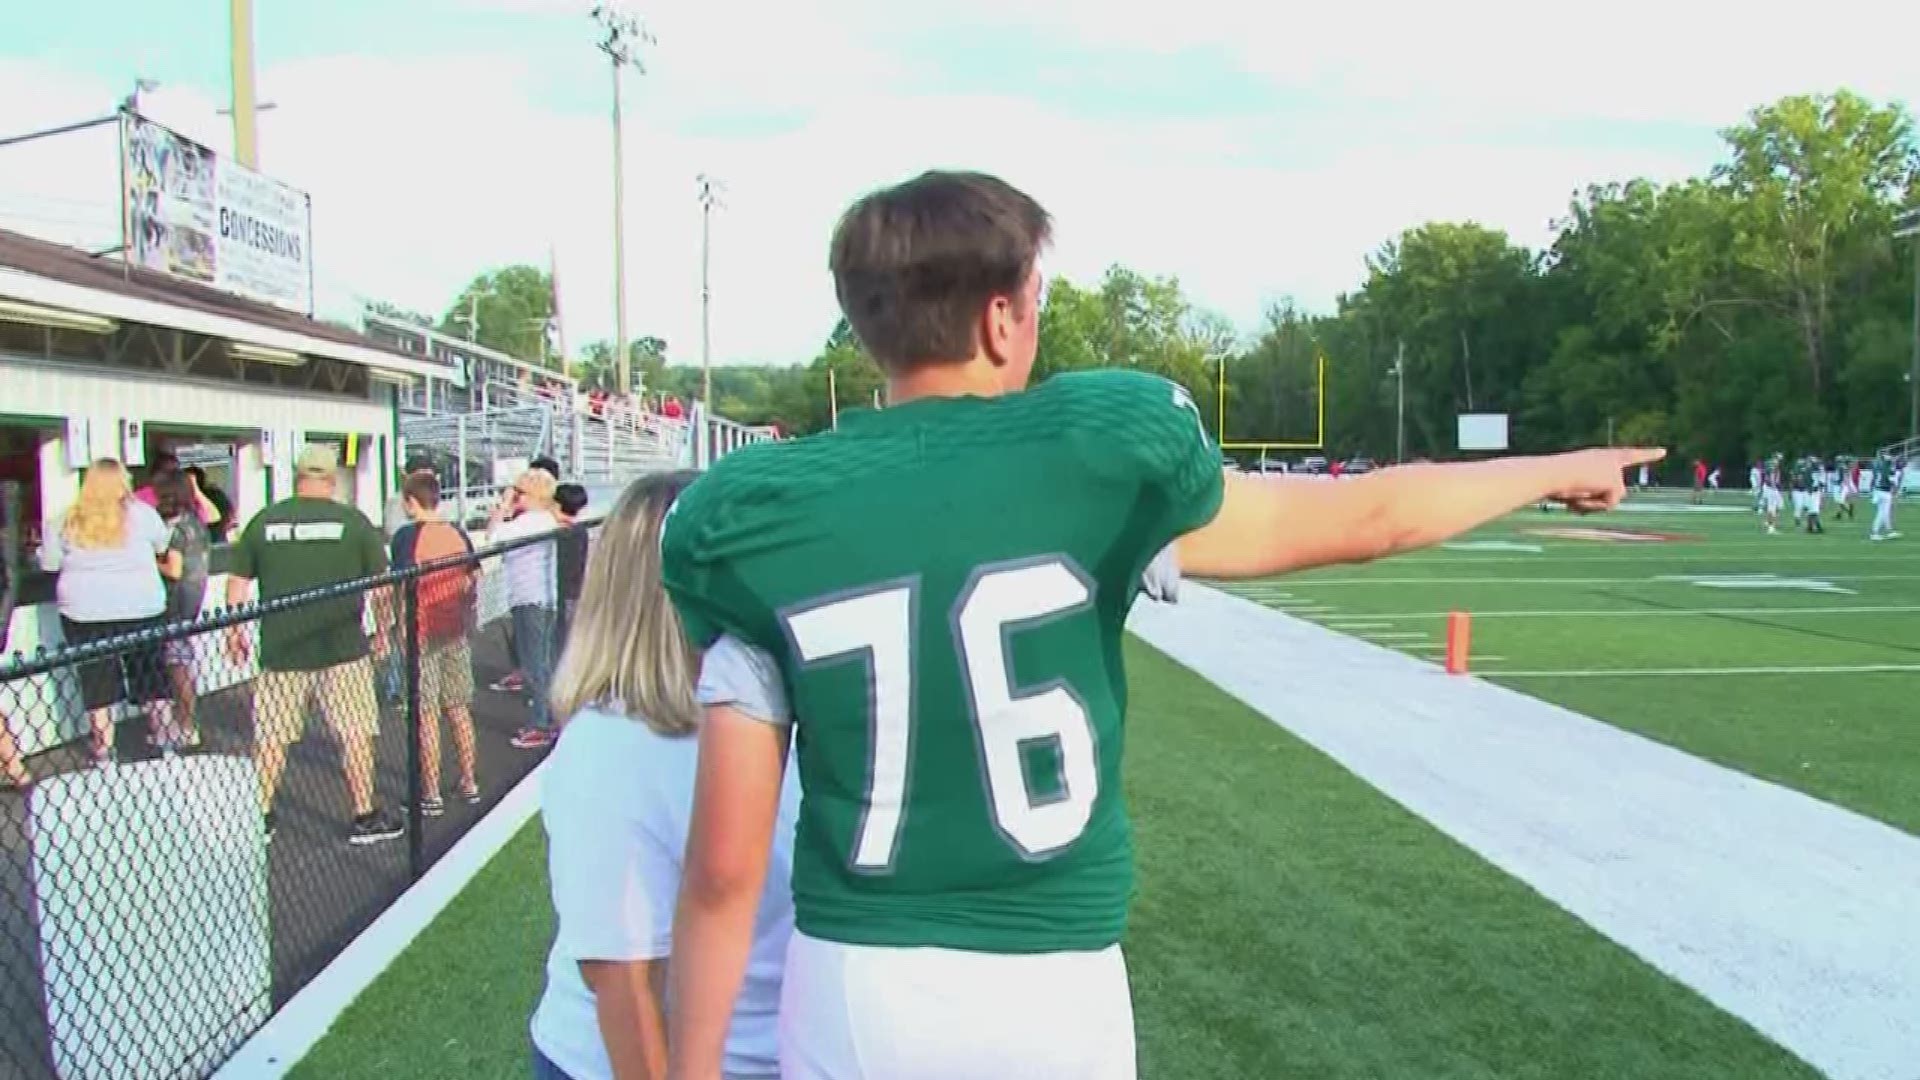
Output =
[{"x1": 401, "y1": 90, "x2": 1920, "y2": 468}]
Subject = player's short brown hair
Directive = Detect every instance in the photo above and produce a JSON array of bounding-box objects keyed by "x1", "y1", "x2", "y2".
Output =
[
  {"x1": 829, "y1": 171, "x2": 1052, "y2": 370},
  {"x1": 401, "y1": 470, "x2": 440, "y2": 510}
]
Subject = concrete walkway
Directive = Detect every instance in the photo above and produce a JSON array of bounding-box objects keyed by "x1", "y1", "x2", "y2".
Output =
[{"x1": 1128, "y1": 584, "x2": 1920, "y2": 1080}]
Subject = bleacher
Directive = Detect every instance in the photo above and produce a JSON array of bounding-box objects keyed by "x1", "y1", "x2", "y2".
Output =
[{"x1": 378, "y1": 312, "x2": 778, "y2": 518}]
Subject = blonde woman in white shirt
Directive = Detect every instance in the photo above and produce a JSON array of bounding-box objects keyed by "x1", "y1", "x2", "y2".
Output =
[{"x1": 532, "y1": 470, "x2": 797, "y2": 1080}]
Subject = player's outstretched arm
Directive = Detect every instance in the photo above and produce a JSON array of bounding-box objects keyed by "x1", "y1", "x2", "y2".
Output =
[
  {"x1": 666, "y1": 705, "x2": 790, "y2": 1080},
  {"x1": 1179, "y1": 447, "x2": 1665, "y2": 579}
]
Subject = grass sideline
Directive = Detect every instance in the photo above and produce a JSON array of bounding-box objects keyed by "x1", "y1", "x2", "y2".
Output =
[
  {"x1": 290, "y1": 638, "x2": 1813, "y2": 1078},
  {"x1": 1223, "y1": 492, "x2": 1920, "y2": 836}
]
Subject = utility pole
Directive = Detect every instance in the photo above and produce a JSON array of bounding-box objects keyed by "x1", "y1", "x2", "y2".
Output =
[
  {"x1": 1897, "y1": 208, "x2": 1920, "y2": 444},
  {"x1": 1393, "y1": 339, "x2": 1406, "y2": 464},
  {"x1": 697, "y1": 174, "x2": 725, "y2": 408},
  {"x1": 592, "y1": 4, "x2": 651, "y2": 398},
  {"x1": 227, "y1": 0, "x2": 260, "y2": 167}
]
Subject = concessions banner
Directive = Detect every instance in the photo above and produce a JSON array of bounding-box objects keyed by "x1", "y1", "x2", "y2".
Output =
[{"x1": 121, "y1": 113, "x2": 314, "y2": 315}]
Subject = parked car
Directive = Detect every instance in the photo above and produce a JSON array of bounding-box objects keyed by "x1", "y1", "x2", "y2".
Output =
[
  {"x1": 1344, "y1": 457, "x2": 1376, "y2": 475},
  {"x1": 1300, "y1": 456, "x2": 1328, "y2": 474}
]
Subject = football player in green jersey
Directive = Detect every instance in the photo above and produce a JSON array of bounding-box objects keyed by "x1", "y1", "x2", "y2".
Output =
[{"x1": 662, "y1": 171, "x2": 1663, "y2": 1080}]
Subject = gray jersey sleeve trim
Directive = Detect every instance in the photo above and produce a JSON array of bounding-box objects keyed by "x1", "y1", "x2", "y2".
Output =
[
  {"x1": 697, "y1": 634, "x2": 792, "y2": 726},
  {"x1": 1140, "y1": 543, "x2": 1182, "y2": 603}
]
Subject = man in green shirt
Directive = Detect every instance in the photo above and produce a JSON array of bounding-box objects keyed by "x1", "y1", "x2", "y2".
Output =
[
  {"x1": 226, "y1": 444, "x2": 404, "y2": 846},
  {"x1": 662, "y1": 171, "x2": 1662, "y2": 1079}
]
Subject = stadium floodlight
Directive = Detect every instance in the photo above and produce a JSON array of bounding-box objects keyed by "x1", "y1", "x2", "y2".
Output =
[
  {"x1": 592, "y1": 3, "x2": 654, "y2": 398},
  {"x1": 0, "y1": 299, "x2": 117, "y2": 335},
  {"x1": 698, "y1": 173, "x2": 726, "y2": 406}
]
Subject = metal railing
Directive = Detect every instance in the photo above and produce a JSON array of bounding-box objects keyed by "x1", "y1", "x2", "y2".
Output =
[{"x1": 0, "y1": 520, "x2": 595, "y2": 1080}]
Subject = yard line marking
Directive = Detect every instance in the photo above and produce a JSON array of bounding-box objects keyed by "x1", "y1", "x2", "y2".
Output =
[
  {"x1": 1396, "y1": 552, "x2": 1920, "y2": 564},
  {"x1": 1305, "y1": 605, "x2": 1920, "y2": 620},
  {"x1": 1480, "y1": 663, "x2": 1920, "y2": 679},
  {"x1": 1278, "y1": 574, "x2": 1920, "y2": 586},
  {"x1": 1361, "y1": 632, "x2": 1430, "y2": 641},
  {"x1": 1325, "y1": 621, "x2": 1394, "y2": 630}
]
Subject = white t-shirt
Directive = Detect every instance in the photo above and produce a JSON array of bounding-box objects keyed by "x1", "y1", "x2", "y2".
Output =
[
  {"x1": 40, "y1": 499, "x2": 170, "y2": 622},
  {"x1": 531, "y1": 635, "x2": 799, "y2": 1080},
  {"x1": 492, "y1": 508, "x2": 557, "y2": 609}
]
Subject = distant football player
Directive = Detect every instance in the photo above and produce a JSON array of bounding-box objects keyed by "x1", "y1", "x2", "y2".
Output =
[
  {"x1": 660, "y1": 171, "x2": 1661, "y2": 1080},
  {"x1": 1762, "y1": 455, "x2": 1785, "y2": 534},
  {"x1": 1870, "y1": 453, "x2": 1902, "y2": 541},
  {"x1": 1802, "y1": 457, "x2": 1825, "y2": 534}
]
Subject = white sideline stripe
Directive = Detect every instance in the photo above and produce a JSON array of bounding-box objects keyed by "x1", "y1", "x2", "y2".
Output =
[
  {"x1": 1284, "y1": 574, "x2": 1920, "y2": 586},
  {"x1": 1129, "y1": 587, "x2": 1920, "y2": 1080},
  {"x1": 1483, "y1": 663, "x2": 1920, "y2": 679},
  {"x1": 1400, "y1": 553, "x2": 1920, "y2": 564},
  {"x1": 212, "y1": 760, "x2": 551, "y2": 1080},
  {"x1": 1311, "y1": 605, "x2": 1920, "y2": 620}
]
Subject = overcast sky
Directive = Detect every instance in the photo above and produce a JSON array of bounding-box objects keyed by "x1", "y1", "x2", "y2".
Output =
[{"x1": 4, "y1": 0, "x2": 1917, "y2": 365}]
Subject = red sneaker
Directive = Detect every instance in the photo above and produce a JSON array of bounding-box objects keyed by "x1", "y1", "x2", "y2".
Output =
[{"x1": 510, "y1": 726, "x2": 555, "y2": 750}]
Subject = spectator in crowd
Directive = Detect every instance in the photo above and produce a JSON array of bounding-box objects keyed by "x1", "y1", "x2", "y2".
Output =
[
  {"x1": 386, "y1": 453, "x2": 438, "y2": 538},
  {"x1": 183, "y1": 466, "x2": 235, "y2": 541},
  {"x1": 390, "y1": 471, "x2": 482, "y2": 815},
  {"x1": 553, "y1": 482, "x2": 589, "y2": 652},
  {"x1": 154, "y1": 472, "x2": 212, "y2": 749},
  {"x1": 661, "y1": 396, "x2": 685, "y2": 421},
  {"x1": 531, "y1": 471, "x2": 797, "y2": 1080},
  {"x1": 491, "y1": 455, "x2": 565, "y2": 697},
  {"x1": 1, "y1": 523, "x2": 34, "y2": 788},
  {"x1": 225, "y1": 445, "x2": 404, "y2": 845},
  {"x1": 134, "y1": 451, "x2": 215, "y2": 525},
  {"x1": 40, "y1": 459, "x2": 173, "y2": 765},
  {"x1": 487, "y1": 451, "x2": 560, "y2": 687},
  {"x1": 493, "y1": 468, "x2": 562, "y2": 750}
]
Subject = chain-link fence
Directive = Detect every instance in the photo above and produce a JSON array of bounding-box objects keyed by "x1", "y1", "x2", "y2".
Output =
[{"x1": 0, "y1": 519, "x2": 594, "y2": 1080}]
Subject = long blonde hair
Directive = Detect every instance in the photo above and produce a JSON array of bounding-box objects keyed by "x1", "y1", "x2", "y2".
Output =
[
  {"x1": 63, "y1": 459, "x2": 131, "y2": 550},
  {"x1": 549, "y1": 470, "x2": 702, "y2": 736}
]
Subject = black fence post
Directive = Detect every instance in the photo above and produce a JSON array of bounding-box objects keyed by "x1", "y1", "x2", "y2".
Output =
[{"x1": 402, "y1": 572, "x2": 424, "y2": 881}]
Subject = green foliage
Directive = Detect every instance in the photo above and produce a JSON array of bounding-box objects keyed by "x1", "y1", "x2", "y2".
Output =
[
  {"x1": 432, "y1": 93, "x2": 1919, "y2": 458},
  {"x1": 441, "y1": 265, "x2": 557, "y2": 368}
]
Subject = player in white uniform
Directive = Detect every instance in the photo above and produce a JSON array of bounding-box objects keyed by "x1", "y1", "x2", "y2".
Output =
[
  {"x1": 1761, "y1": 457, "x2": 1785, "y2": 534},
  {"x1": 1749, "y1": 462, "x2": 1765, "y2": 513}
]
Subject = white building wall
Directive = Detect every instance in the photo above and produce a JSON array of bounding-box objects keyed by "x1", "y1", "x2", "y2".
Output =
[{"x1": 2, "y1": 355, "x2": 400, "y2": 755}]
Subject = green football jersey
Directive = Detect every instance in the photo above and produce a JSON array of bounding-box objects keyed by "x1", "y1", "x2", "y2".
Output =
[
  {"x1": 662, "y1": 369, "x2": 1224, "y2": 953},
  {"x1": 1874, "y1": 457, "x2": 1895, "y2": 492}
]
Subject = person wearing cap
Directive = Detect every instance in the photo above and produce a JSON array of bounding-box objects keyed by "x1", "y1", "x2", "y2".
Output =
[{"x1": 226, "y1": 444, "x2": 405, "y2": 846}]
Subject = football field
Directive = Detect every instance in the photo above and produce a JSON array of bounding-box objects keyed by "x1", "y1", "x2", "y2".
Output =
[
  {"x1": 284, "y1": 491, "x2": 1907, "y2": 1079},
  {"x1": 1214, "y1": 490, "x2": 1919, "y2": 837}
]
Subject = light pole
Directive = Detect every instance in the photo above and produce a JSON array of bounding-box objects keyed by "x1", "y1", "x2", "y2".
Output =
[
  {"x1": 697, "y1": 174, "x2": 725, "y2": 407},
  {"x1": 592, "y1": 4, "x2": 652, "y2": 398},
  {"x1": 122, "y1": 78, "x2": 160, "y2": 116},
  {"x1": 1896, "y1": 208, "x2": 1920, "y2": 444},
  {"x1": 227, "y1": 0, "x2": 261, "y2": 167},
  {"x1": 1392, "y1": 339, "x2": 1407, "y2": 464}
]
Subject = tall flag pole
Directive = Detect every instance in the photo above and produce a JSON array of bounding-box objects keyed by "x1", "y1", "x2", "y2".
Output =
[
  {"x1": 548, "y1": 244, "x2": 569, "y2": 374},
  {"x1": 829, "y1": 367, "x2": 840, "y2": 430}
]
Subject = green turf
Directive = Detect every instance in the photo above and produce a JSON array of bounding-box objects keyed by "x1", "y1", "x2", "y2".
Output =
[
  {"x1": 1218, "y1": 491, "x2": 1920, "y2": 835},
  {"x1": 285, "y1": 824, "x2": 553, "y2": 1080},
  {"x1": 291, "y1": 635, "x2": 1815, "y2": 1079}
]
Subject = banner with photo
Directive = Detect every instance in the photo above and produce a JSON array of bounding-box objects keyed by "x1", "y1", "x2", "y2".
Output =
[{"x1": 121, "y1": 113, "x2": 314, "y2": 315}]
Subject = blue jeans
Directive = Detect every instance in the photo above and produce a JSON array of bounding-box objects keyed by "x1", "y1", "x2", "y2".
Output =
[
  {"x1": 530, "y1": 1045, "x2": 575, "y2": 1080},
  {"x1": 511, "y1": 604, "x2": 556, "y2": 732}
]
